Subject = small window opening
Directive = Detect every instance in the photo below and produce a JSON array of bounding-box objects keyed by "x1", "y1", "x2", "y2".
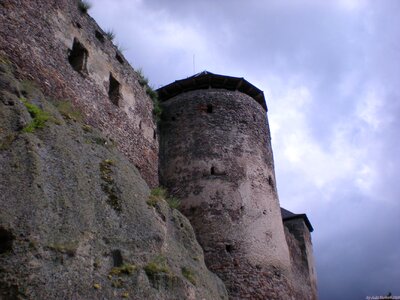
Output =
[
  {"x1": 225, "y1": 244, "x2": 233, "y2": 254},
  {"x1": 207, "y1": 104, "x2": 213, "y2": 113},
  {"x1": 153, "y1": 130, "x2": 157, "y2": 140},
  {"x1": 139, "y1": 121, "x2": 142, "y2": 129},
  {"x1": 68, "y1": 38, "x2": 88, "y2": 73},
  {"x1": 268, "y1": 175, "x2": 274, "y2": 189},
  {"x1": 75, "y1": 22, "x2": 82, "y2": 29},
  {"x1": 108, "y1": 73, "x2": 121, "y2": 106},
  {"x1": 115, "y1": 52, "x2": 124, "y2": 65},
  {"x1": 0, "y1": 227, "x2": 14, "y2": 254},
  {"x1": 112, "y1": 249, "x2": 123, "y2": 267},
  {"x1": 95, "y1": 30, "x2": 105, "y2": 43},
  {"x1": 210, "y1": 166, "x2": 215, "y2": 175}
]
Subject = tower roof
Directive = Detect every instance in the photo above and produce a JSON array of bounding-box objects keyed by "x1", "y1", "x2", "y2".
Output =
[
  {"x1": 156, "y1": 71, "x2": 267, "y2": 111},
  {"x1": 281, "y1": 207, "x2": 314, "y2": 232}
]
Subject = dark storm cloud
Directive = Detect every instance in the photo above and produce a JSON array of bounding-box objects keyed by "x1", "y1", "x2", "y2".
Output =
[{"x1": 91, "y1": 1, "x2": 400, "y2": 298}]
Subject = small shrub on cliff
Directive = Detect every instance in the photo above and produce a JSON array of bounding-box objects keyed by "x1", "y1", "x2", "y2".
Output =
[
  {"x1": 20, "y1": 98, "x2": 50, "y2": 133},
  {"x1": 144, "y1": 256, "x2": 170, "y2": 279},
  {"x1": 105, "y1": 29, "x2": 115, "y2": 41},
  {"x1": 78, "y1": 0, "x2": 92, "y2": 13},
  {"x1": 137, "y1": 68, "x2": 149, "y2": 87},
  {"x1": 147, "y1": 187, "x2": 167, "y2": 207},
  {"x1": 181, "y1": 267, "x2": 196, "y2": 285},
  {"x1": 48, "y1": 241, "x2": 78, "y2": 257},
  {"x1": 167, "y1": 197, "x2": 180, "y2": 209},
  {"x1": 147, "y1": 187, "x2": 180, "y2": 209},
  {"x1": 109, "y1": 263, "x2": 137, "y2": 276}
]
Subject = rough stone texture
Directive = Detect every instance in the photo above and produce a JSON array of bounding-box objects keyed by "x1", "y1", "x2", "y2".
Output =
[
  {"x1": 159, "y1": 89, "x2": 295, "y2": 299},
  {"x1": 0, "y1": 0, "x2": 318, "y2": 298},
  {"x1": 0, "y1": 60, "x2": 227, "y2": 299},
  {"x1": 0, "y1": 0, "x2": 158, "y2": 187},
  {"x1": 284, "y1": 219, "x2": 318, "y2": 300}
]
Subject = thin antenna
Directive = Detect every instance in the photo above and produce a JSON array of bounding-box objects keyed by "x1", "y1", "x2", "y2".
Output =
[{"x1": 193, "y1": 54, "x2": 196, "y2": 74}]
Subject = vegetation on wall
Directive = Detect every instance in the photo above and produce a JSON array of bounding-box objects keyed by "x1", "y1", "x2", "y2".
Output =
[
  {"x1": 144, "y1": 255, "x2": 170, "y2": 279},
  {"x1": 78, "y1": 0, "x2": 92, "y2": 13},
  {"x1": 105, "y1": 29, "x2": 115, "y2": 41},
  {"x1": 136, "y1": 68, "x2": 162, "y2": 122},
  {"x1": 20, "y1": 98, "x2": 50, "y2": 133},
  {"x1": 181, "y1": 267, "x2": 196, "y2": 285},
  {"x1": 147, "y1": 187, "x2": 180, "y2": 209}
]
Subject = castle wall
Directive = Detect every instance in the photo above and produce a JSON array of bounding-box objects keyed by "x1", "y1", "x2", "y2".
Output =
[
  {"x1": 284, "y1": 218, "x2": 318, "y2": 300},
  {"x1": 0, "y1": 1, "x2": 318, "y2": 298},
  {"x1": 159, "y1": 89, "x2": 294, "y2": 299},
  {"x1": 0, "y1": 0, "x2": 158, "y2": 187}
]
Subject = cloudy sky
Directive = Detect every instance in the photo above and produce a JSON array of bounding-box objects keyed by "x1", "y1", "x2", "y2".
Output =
[{"x1": 90, "y1": 1, "x2": 400, "y2": 298}]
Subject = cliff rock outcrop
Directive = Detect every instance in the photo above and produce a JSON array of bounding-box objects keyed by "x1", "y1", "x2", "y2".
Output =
[{"x1": 0, "y1": 58, "x2": 227, "y2": 299}]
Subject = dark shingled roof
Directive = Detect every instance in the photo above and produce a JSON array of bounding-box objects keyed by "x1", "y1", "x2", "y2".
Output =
[
  {"x1": 281, "y1": 207, "x2": 314, "y2": 232},
  {"x1": 156, "y1": 71, "x2": 267, "y2": 111}
]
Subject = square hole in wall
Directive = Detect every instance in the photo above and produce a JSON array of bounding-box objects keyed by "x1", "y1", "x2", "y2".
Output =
[
  {"x1": 109, "y1": 73, "x2": 121, "y2": 106},
  {"x1": 68, "y1": 38, "x2": 88, "y2": 74},
  {"x1": 95, "y1": 30, "x2": 105, "y2": 43},
  {"x1": 115, "y1": 52, "x2": 124, "y2": 65}
]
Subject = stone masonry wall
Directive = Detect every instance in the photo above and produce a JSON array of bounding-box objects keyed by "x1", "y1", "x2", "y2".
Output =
[
  {"x1": 284, "y1": 219, "x2": 318, "y2": 300},
  {"x1": 159, "y1": 89, "x2": 295, "y2": 299},
  {"x1": 0, "y1": 0, "x2": 158, "y2": 187}
]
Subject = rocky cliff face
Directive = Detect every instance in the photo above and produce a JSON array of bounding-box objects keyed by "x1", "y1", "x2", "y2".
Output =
[{"x1": 0, "y1": 58, "x2": 227, "y2": 299}]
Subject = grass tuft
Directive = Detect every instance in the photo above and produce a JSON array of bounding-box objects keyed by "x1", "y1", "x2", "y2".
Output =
[
  {"x1": 48, "y1": 241, "x2": 78, "y2": 257},
  {"x1": 137, "y1": 68, "x2": 149, "y2": 87},
  {"x1": 105, "y1": 29, "x2": 115, "y2": 41},
  {"x1": 167, "y1": 197, "x2": 180, "y2": 209},
  {"x1": 181, "y1": 267, "x2": 196, "y2": 285},
  {"x1": 136, "y1": 68, "x2": 161, "y2": 121},
  {"x1": 144, "y1": 256, "x2": 170, "y2": 279},
  {"x1": 109, "y1": 263, "x2": 137, "y2": 276},
  {"x1": 147, "y1": 187, "x2": 179, "y2": 209},
  {"x1": 78, "y1": 0, "x2": 91, "y2": 13},
  {"x1": 20, "y1": 98, "x2": 50, "y2": 133}
]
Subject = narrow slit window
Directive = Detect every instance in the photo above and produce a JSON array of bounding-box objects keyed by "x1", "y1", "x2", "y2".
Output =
[
  {"x1": 207, "y1": 104, "x2": 213, "y2": 113},
  {"x1": 95, "y1": 30, "x2": 105, "y2": 43},
  {"x1": 68, "y1": 38, "x2": 88, "y2": 73},
  {"x1": 211, "y1": 166, "x2": 215, "y2": 175},
  {"x1": 111, "y1": 249, "x2": 123, "y2": 267},
  {"x1": 268, "y1": 175, "x2": 274, "y2": 189},
  {"x1": 115, "y1": 52, "x2": 124, "y2": 65},
  {"x1": 109, "y1": 73, "x2": 121, "y2": 106},
  {"x1": 0, "y1": 227, "x2": 14, "y2": 254}
]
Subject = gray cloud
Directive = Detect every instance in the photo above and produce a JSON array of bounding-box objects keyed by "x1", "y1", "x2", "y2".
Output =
[{"x1": 91, "y1": 0, "x2": 400, "y2": 298}]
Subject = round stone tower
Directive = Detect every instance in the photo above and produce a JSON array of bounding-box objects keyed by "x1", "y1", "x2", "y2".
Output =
[{"x1": 158, "y1": 71, "x2": 293, "y2": 299}]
